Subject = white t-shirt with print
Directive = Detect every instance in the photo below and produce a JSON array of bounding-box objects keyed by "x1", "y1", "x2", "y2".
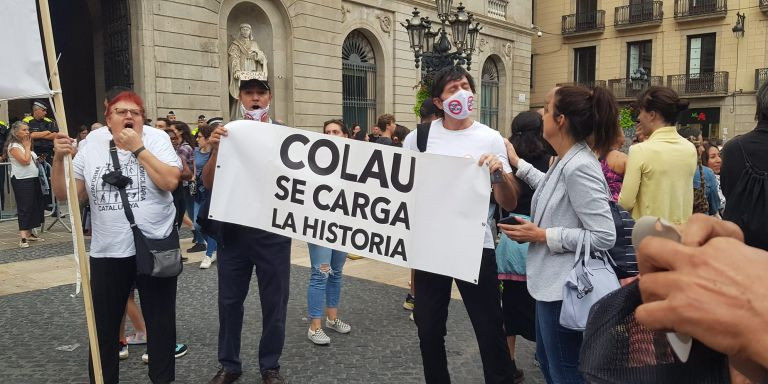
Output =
[
  {"x1": 8, "y1": 143, "x2": 39, "y2": 179},
  {"x1": 73, "y1": 126, "x2": 182, "y2": 258},
  {"x1": 403, "y1": 119, "x2": 513, "y2": 249}
]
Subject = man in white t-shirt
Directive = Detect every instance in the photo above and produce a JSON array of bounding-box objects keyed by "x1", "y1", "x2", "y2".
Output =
[{"x1": 402, "y1": 66, "x2": 520, "y2": 384}]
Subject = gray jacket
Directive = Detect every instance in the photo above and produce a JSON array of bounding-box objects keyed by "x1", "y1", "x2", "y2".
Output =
[{"x1": 516, "y1": 142, "x2": 616, "y2": 302}]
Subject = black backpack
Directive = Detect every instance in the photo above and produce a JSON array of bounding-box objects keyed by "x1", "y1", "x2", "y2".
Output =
[{"x1": 723, "y1": 141, "x2": 768, "y2": 250}]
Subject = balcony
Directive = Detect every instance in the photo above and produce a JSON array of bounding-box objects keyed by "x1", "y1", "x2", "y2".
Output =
[
  {"x1": 615, "y1": 2, "x2": 663, "y2": 29},
  {"x1": 562, "y1": 11, "x2": 606, "y2": 36},
  {"x1": 761, "y1": 0, "x2": 768, "y2": 14},
  {"x1": 667, "y1": 72, "x2": 729, "y2": 97},
  {"x1": 608, "y1": 76, "x2": 664, "y2": 100},
  {"x1": 756, "y1": 68, "x2": 768, "y2": 90},
  {"x1": 487, "y1": 0, "x2": 508, "y2": 20},
  {"x1": 674, "y1": 0, "x2": 727, "y2": 21},
  {"x1": 556, "y1": 80, "x2": 608, "y2": 88}
]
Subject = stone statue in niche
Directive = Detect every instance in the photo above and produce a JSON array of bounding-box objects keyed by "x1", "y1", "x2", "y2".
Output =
[{"x1": 228, "y1": 23, "x2": 268, "y2": 102}]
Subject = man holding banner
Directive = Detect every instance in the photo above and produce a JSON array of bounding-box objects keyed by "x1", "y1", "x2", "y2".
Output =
[
  {"x1": 402, "y1": 66, "x2": 520, "y2": 384},
  {"x1": 202, "y1": 78, "x2": 291, "y2": 384}
]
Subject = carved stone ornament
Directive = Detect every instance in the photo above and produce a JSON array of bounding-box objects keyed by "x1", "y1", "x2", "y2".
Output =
[
  {"x1": 477, "y1": 38, "x2": 489, "y2": 53},
  {"x1": 228, "y1": 23, "x2": 268, "y2": 119},
  {"x1": 503, "y1": 42, "x2": 514, "y2": 60},
  {"x1": 341, "y1": 5, "x2": 351, "y2": 23},
  {"x1": 377, "y1": 15, "x2": 392, "y2": 34}
]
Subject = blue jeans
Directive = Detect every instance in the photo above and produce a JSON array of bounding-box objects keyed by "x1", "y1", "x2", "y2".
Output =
[
  {"x1": 535, "y1": 300, "x2": 585, "y2": 384},
  {"x1": 193, "y1": 198, "x2": 217, "y2": 257},
  {"x1": 185, "y1": 186, "x2": 204, "y2": 244},
  {"x1": 307, "y1": 243, "x2": 347, "y2": 319}
]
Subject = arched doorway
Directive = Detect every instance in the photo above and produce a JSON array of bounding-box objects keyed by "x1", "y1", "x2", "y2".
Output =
[
  {"x1": 342, "y1": 30, "x2": 377, "y2": 133},
  {"x1": 481, "y1": 58, "x2": 500, "y2": 131}
]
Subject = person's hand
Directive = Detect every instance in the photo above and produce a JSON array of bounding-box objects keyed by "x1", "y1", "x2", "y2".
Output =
[
  {"x1": 21, "y1": 134, "x2": 32, "y2": 148},
  {"x1": 636, "y1": 215, "x2": 768, "y2": 370},
  {"x1": 498, "y1": 217, "x2": 546, "y2": 243},
  {"x1": 678, "y1": 213, "x2": 744, "y2": 246},
  {"x1": 52, "y1": 132, "x2": 76, "y2": 160},
  {"x1": 504, "y1": 138, "x2": 520, "y2": 168},
  {"x1": 209, "y1": 126, "x2": 229, "y2": 149},
  {"x1": 113, "y1": 128, "x2": 144, "y2": 153},
  {"x1": 477, "y1": 153, "x2": 504, "y2": 175}
]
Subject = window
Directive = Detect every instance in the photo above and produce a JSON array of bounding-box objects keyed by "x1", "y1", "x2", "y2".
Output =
[
  {"x1": 574, "y1": 46, "x2": 596, "y2": 85},
  {"x1": 575, "y1": 0, "x2": 598, "y2": 30},
  {"x1": 481, "y1": 59, "x2": 500, "y2": 131},
  {"x1": 687, "y1": 33, "x2": 716, "y2": 77},
  {"x1": 627, "y1": 40, "x2": 652, "y2": 78},
  {"x1": 342, "y1": 30, "x2": 377, "y2": 133}
]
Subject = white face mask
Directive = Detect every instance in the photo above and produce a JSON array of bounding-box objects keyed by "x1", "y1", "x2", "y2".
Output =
[
  {"x1": 442, "y1": 89, "x2": 475, "y2": 120},
  {"x1": 241, "y1": 103, "x2": 270, "y2": 121}
]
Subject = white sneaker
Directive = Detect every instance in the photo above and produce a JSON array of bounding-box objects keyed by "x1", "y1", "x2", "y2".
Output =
[
  {"x1": 307, "y1": 327, "x2": 331, "y2": 345},
  {"x1": 19, "y1": 239, "x2": 29, "y2": 248},
  {"x1": 200, "y1": 255, "x2": 213, "y2": 269},
  {"x1": 325, "y1": 317, "x2": 351, "y2": 334},
  {"x1": 119, "y1": 344, "x2": 129, "y2": 360}
]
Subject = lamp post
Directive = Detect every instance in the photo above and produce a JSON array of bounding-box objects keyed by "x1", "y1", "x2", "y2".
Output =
[
  {"x1": 401, "y1": 1, "x2": 482, "y2": 80},
  {"x1": 732, "y1": 12, "x2": 745, "y2": 38}
]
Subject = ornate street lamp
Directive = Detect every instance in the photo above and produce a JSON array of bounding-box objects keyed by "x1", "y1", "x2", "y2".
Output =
[
  {"x1": 732, "y1": 12, "x2": 745, "y2": 39},
  {"x1": 401, "y1": 1, "x2": 483, "y2": 79}
]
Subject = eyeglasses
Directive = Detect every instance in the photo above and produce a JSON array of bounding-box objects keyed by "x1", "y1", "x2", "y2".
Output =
[{"x1": 113, "y1": 108, "x2": 142, "y2": 117}]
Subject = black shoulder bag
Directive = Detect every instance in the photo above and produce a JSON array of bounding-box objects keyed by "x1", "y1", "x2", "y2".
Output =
[{"x1": 105, "y1": 140, "x2": 183, "y2": 277}]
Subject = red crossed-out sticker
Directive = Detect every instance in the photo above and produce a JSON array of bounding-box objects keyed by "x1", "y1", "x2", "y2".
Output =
[{"x1": 448, "y1": 100, "x2": 463, "y2": 114}]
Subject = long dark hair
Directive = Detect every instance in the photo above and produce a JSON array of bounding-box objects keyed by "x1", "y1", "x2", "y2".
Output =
[
  {"x1": 170, "y1": 121, "x2": 195, "y2": 147},
  {"x1": 509, "y1": 111, "x2": 552, "y2": 160},
  {"x1": 701, "y1": 142, "x2": 719, "y2": 168},
  {"x1": 554, "y1": 85, "x2": 620, "y2": 157}
]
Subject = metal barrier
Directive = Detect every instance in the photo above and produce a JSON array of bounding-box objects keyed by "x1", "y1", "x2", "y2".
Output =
[
  {"x1": 0, "y1": 161, "x2": 71, "y2": 232},
  {"x1": 0, "y1": 162, "x2": 17, "y2": 222}
]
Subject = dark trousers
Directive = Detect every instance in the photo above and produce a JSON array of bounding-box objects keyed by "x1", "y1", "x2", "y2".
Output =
[
  {"x1": 413, "y1": 249, "x2": 515, "y2": 384},
  {"x1": 535, "y1": 301, "x2": 585, "y2": 384},
  {"x1": 88, "y1": 256, "x2": 177, "y2": 384},
  {"x1": 217, "y1": 225, "x2": 291, "y2": 375}
]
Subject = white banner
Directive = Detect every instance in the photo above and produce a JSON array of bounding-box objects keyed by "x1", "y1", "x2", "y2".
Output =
[
  {"x1": 209, "y1": 121, "x2": 491, "y2": 283},
  {"x1": 0, "y1": 0, "x2": 51, "y2": 100}
]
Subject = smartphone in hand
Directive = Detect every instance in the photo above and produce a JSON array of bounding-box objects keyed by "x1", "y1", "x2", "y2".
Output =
[{"x1": 498, "y1": 215, "x2": 523, "y2": 226}]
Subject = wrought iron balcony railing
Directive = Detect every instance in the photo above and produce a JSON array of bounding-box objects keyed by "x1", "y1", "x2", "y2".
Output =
[
  {"x1": 674, "y1": 0, "x2": 727, "y2": 19},
  {"x1": 667, "y1": 72, "x2": 729, "y2": 96},
  {"x1": 615, "y1": 1, "x2": 663, "y2": 28},
  {"x1": 562, "y1": 10, "x2": 606, "y2": 35},
  {"x1": 608, "y1": 76, "x2": 664, "y2": 99}
]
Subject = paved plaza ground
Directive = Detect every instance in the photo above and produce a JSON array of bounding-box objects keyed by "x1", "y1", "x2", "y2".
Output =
[{"x1": 0, "y1": 219, "x2": 544, "y2": 383}]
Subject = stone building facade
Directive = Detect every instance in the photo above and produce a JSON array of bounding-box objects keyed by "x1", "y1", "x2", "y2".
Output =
[
  {"x1": 3, "y1": 0, "x2": 534, "y2": 136},
  {"x1": 530, "y1": 0, "x2": 768, "y2": 141}
]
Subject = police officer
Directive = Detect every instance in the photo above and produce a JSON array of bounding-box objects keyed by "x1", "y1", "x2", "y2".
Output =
[
  {"x1": 202, "y1": 78, "x2": 291, "y2": 384},
  {"x1": 24, "y1": 101, "x2": 58, "y2": 162},
  {"x1": 25, "y1": 102, "x2": 58, "y2": 212}
]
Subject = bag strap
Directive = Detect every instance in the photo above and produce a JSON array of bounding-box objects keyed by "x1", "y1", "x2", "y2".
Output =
[
  {"x1": 417, "y1": 124, "x2": 430, "y2": 152},
  {"x1": 109, "y1": 140, "x2": 138, "y2": 229}
]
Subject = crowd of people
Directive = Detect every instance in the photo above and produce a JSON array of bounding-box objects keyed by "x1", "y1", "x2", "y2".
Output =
[{"x1": 0, "y1": 63, "x2": 759, "y2": 384}]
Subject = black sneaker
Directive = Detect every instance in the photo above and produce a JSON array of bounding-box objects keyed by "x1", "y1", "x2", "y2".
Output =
[
  {"x1": 262, "y1": 369, "x2": 285, "y2": 384},
  {"x1": 186, "y1": 243, "x2": 207, "y2": 253}
]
